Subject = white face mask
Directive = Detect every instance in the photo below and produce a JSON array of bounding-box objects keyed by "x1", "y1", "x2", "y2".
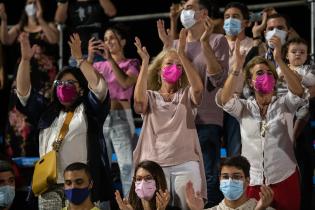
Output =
[
  {"x1": 180, "y1": 9, "x2": 196, "y2": 29},
  {"x1": 25, "y1": 3, "x2": 36, "y2": 17},
  {"x1": 0, "y1": 185, "x2": 15, "y2": 208},
  {"x1": 265, "y1": 28, "x2": 287, "y2": 48}
]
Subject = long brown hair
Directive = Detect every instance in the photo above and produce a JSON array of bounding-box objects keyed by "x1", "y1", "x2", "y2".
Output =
[{"x1": 128, "y1": 160, "x2": 167, "y2": 210}]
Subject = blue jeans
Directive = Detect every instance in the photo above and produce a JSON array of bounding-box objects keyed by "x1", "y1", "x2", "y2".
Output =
[
  {"x1": 196, "y1": 124, "x2": 223, "y2": 207},
  {"x1": 103, "y1": 110, "x2": 134, "y2": 197},
  {"x1": 223, "y1": 111, "x2": 241, "y2": 157}
]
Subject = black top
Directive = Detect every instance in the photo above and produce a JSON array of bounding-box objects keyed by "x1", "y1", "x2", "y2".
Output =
[{"x1": 66, "y1": 0, "x2": 109, "y2": 54}]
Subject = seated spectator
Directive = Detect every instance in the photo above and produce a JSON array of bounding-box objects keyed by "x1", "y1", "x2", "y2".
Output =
[
  {"x1": 216, "y1": 36, "x2": 307, "y2": 210},
  {"x1": 115, "y1": 160, "x2": 181, "y2": 210},
  {"x1": 0, "y1": 160, "x2": 16, "y2": 210},
  {"x1": 186, "y1": 156, "x2": 274, "y2": 210},
  {"x1": 15, "y1": 32, "x2": 112, "y2": 210},
  {"x1": 63, "y1": 162, "x2": 99, "y2": 210},
  {"x1": 133, "y1": 29, "x2": 205, "y2": 210}
]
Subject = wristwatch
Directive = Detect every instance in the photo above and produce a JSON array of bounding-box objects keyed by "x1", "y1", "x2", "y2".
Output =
[{"x1": 76, "y1": 58, "x2": 85, "y2": 68}]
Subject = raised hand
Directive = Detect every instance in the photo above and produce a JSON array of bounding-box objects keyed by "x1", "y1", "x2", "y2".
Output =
[
  {"x1": 170, "y1": 3, "x2": 182, "y2": 21},
  {"x1": 134, "y1": 36, "x2": 149, "y2": 63},
  {"x1": 252, "y1": 11, "x2": 267, "y2": 37},
  {"x1": 157, "y1": 19, "x2": 173, "y2": 49},
  {"x1": 0, "y1": 3, "x2": 7, "y2": 21},
  {"x1": 115, "y1": 190, "x2": 134, "y2": 210},
  {"x1": 178, "y1": 28, "x2": 187, "y2": 55},
  {"x1": 156, "y1": 189, "x2": 170, "y2": 210},
  {"x1": 233, "y1": 36, "x2": 246, "y2": 71},
  {"x1": 270, "y1": 36, "x2": 282, "y2": 62},
  {"x1": 87, "y1": 37, "x2": 103, "y2": 63},
  {"x1": 255, "y1": 185, "x2": 274, "y2": 210},
  {"x1": 68, "y1": 33, "x2": 83, "y2": 60},
  {"x1": 185, "y1": 181, "x2": 204, "y2": 210},
  {"x1": 200, "y1": 16, "x2": 214, "y2": 44},
  {"x1": 19, "y1": 32, "x2": 34, "y2": 61}
]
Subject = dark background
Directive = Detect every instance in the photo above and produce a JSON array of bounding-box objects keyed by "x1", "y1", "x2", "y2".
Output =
[{"x1": 0, "y1": 0, "x2": 312, "y2": 67}]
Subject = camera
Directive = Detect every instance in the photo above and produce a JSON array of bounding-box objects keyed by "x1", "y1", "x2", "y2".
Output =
[{"x1": 249, "y1": 12, "x2": 262, "y2": 22}]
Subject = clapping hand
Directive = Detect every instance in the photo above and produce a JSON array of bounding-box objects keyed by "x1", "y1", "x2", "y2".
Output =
[
  {"x1": 115, "y1": 190, "x2": 134, "y2": 210},
  {"x1": 177, "y1": 28, "x2": 187, "y2": 56},
  {"x1": 270, "y1": 36, "x2": 282, "y2": 62},
  {"x1": 156, "y1": 189, "x2": 170, "y2": 210},
  {"x1": 185, "y1": 181, "x2": 204, "y2": 210},
  {"x1": 19, "y1": 32, "x2": 35, "y2": 61},
  {"x1": 134, "y1": 37, "x2": 150, "y2": 63},
  {"x1": 157, "y1": 19, "x2": 173, "y2": 49},
  {"x1": 170, "y1": 3, "x2": 182, "y2": 21},
  {"x1": 233, "y1": 36, "x2": 246, "y2": 71},
  {"x1": 255, "y1": 185, "x2": 274, "y2": 210},
  {"x1": 200, "y1": 16, "x2": 214, "y2": 44}
]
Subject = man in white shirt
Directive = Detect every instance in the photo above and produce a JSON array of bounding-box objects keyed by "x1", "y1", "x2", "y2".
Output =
[{"x1": 185, "y1": 156, "x2": 275, "y2": 210}]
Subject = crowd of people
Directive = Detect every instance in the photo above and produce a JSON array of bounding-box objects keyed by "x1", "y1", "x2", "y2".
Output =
[{"x1": 0, "y1": 0, "x2": 314, "y2": 210}]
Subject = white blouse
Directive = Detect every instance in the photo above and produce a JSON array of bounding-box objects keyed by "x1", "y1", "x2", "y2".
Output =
[
  {"x1": 17, "y1": 78, "x2": 108, "y2": 183},
  {"x1": 216, "y1": 90, "x2": 307, "y2": 186}
]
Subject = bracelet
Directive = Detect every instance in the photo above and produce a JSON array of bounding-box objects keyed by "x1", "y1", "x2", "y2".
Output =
[
  {"x1": 76, "y1": 58, "x2": 85, "y2": 68},
  {"x1": 253, "y1": 36, "x2": 262, "y2": 40}
]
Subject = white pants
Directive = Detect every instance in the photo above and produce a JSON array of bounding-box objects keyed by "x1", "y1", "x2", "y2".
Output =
[{"x1": 162, "y1": 161, "x2": 201, "y2": 210}]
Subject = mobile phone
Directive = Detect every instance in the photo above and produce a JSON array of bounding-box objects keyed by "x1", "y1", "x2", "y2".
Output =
[{"x1": 249, "y1": 12, "x2": 262, "y2": 22}]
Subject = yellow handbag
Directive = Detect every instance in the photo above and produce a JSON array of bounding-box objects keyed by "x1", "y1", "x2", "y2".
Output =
[{"x1": 32, "y1": 111, "x2": 74, "y2": 196}]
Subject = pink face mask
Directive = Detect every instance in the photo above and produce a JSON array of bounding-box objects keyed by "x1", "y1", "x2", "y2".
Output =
[
  {"x1": 135, "y1": 179, "x2": 156, "y2": 200},
  {"x1": 161, "y1": 64, "x2": 182, "y2": 84},
  {"x1": 56, "y1": 84, "x2": 78, "y2": 104},
  {"x1": 252, "y1": 73, "x2": 275, "y2": 94}
]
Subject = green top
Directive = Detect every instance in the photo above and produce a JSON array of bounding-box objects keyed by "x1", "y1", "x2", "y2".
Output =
[{"x1": 62, "y1": 207, "x2": 100, "y2": 210}]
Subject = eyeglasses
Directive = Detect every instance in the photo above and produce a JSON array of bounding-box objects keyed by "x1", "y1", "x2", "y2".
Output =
[
  {"x1": 53, "y1": 80, "x2": 78, "y2": 87},
  {"x1": 220, "y1": 173, "x2": 244, "y2": 180},
  {"x1": 134, "y1": 175, "x2": 154, "y2": 182}
]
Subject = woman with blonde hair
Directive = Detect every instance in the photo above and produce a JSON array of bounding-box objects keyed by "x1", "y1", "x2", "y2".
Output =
[{"x1": 132, "y1": 29, "x2": 206, "y2": 210}]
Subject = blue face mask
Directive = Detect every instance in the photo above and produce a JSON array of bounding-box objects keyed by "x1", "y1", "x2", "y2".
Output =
[
  {"x1": 0, "y1": 185, "x2": 15, "y2": 208},
  {"x1": 220, "y1": 179, "x2": 244, "y2": 201},
  {"x1": 223, "y1": 18, "x2": 242, "y2": 36},
  {"x1": 64, "y1": 187, "x2": 90, "y2": 205}
]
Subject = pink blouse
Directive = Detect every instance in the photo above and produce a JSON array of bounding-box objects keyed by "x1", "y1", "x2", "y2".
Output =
[{"x1": 93, "y1": 59, "x2": 139, "y2": 101}]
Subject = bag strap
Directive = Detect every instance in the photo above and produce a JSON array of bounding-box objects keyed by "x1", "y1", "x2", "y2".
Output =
[{"x1": 52, "y1": 111, "x2": 74, "y2": 152}]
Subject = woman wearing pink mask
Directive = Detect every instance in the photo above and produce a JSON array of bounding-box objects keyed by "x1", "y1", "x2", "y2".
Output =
[
  {"x1": 115, "y1": 160, "x2": 178, "y2": 210},
  {"x1": 15, "y1": 33, "x2": 112, "y2": 210},
  {"x1": 216, "y1": 37, "x2": 307, "y2": 210},
  {"x1": 133, "y1": 28, "x2": 206, "y2": 210}
]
